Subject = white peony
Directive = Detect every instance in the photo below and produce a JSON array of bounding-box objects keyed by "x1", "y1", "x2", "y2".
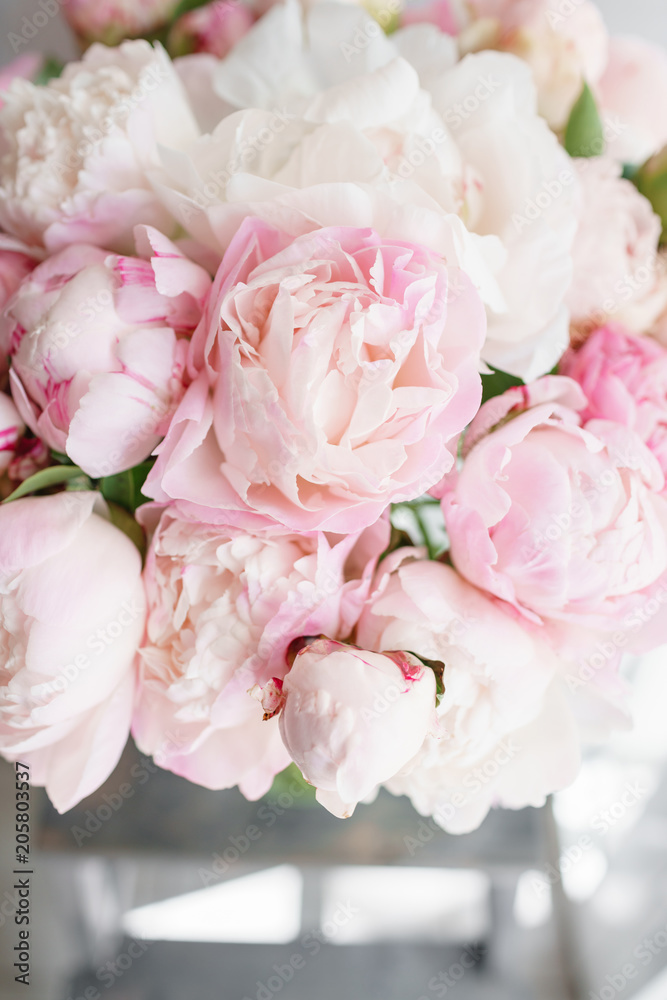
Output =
[
  {"x1": 0, "y1": 40, "x2": 199, "y2": 253},
  {"x1": 152, "y1": 0, "x2": 578, "y2": 378}
]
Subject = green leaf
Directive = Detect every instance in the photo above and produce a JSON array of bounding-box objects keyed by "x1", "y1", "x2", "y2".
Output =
[
  {"x1": 34, "y1": 57, "x2": 64, "y2": 86},
  {"x1": 481, "y1": 366, "x2": 524, "y2": 405},
  {"x1": 265, "y1": 763, "x2": 317, "y2": 807},
  {"x1": 632, "y1": 146, "x2": 667, "y2": 243},
  {"x1": 106, "y1": 502, "x2": 146, "y2": 560},
  {"x1": 564, "y1": 82, "x2": 604, "y2": 158},
  {"x1": 49, "y1": 450, "x2": 75, "y2": 466},
  {"x1": 622, "y1": 163, "x2": 639, "y2": 182},
  {"x1": 100, "y1": 461, "x2": 154, "y2": 514},
  {"x1": 170, "y1": 0, "x2": 210, "y2": 20},
  {"x1": 2, "y1": 465, "x2": 88, "y2": 504},
  {"x1": 390, "y1": 499, "x2": 448, "y2": 560}
]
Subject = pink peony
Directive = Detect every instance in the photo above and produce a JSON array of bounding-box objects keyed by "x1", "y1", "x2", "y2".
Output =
[
  {"x1": 561, "y1": 324, "x2": 667, "y2": 486},
  {"x1": 0, "y1": 237, "x2": 38, "y2": 378},
  {"x1": 597, "y1": 37, "x2": 667, "y2": 164},
  {"x1": 168, "y1": 2, "x2": 256, "y2": 59},
  {"x1": 6, "y1": 228, "x2": 211, "y2": 478},
  {"x1": 439, "y1": 376, "x2": 667, "y2": 642},
  {"x1": 63, "y1": 0, "x2": 180, "y2": 45},
  {"x1": 0, "y1": 40, "x2": 199, "y2": 254},
  {"x1": 356, "y1": 553, "x2": 579, "y2": 833},
  {"x1": 270, "y1": 636, "x2": 437, "y2": 818},
  {"x1": 0, "y1": 492, "x2": 146, "y2": 812},
  {"x1": 0, "y1": 54, "x2": 43, "y2": 108},
  {"x1": 133, "y1": 505, "x2": 388, "y2": 798},
  {"x1": 465, "y1": 0, "x2": 608, "y2": 130},
  {"x1": 0, "y1": 393, "x2": 24, "y2": 474},
  {"x1": 144, "y1": 219, "x2": 486, "y2": 532},
  {"x1": 567, "y1": 159, "x2": 665, "y2": 334}
]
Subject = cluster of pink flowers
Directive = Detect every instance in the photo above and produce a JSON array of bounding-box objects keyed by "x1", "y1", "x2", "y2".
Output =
[{"x1": 2, "y1": 0, "x2": 667, "y2": 833}]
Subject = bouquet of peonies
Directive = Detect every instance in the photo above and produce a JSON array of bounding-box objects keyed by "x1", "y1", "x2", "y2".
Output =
[{"x1": 2, "y1": 0, "x2": 667, "y2": 834}]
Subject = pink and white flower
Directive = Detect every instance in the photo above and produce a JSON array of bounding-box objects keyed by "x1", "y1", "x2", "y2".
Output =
[
  {"x1": 0, "y1": 393, "x2": 24, "y2": 474},
  {"x1": 0, "y1": 492, "x2": 146, "y2": 813},
  {"x1": 357, "y1": 553, "x2": 579, "y2": 833},
  {"x1": 145, "y1": 218, "x2": 486, "y2": 533},
  {"x1": 597, "y1": 37, "x2": 667, "y2": 164},
  {"x1": 567, "y1": 159, "x2": 665, "y2": 334},
  {"x1": 63, "y1": 0, "x2": 180, "y2": 45},
  {"x1": 561, "y1": 324, "x2": 667, "y2": 486},
  {"x1": 6, "y1": 228, "x2": 211, "y2": 478},
  {"x1": 271, "y1": 636, "x2": 437, "y2": 818},
  {"x1": 152, "y1": 0, "x2": 578, "y2": 378},
  {"x1": 0, "y1": 40, "x2": 199, "y2": 253},
  {"x1": 168, "y1": 2, "x2": 256, "y2": 59},
  {"x1": 465, "y1": 0, "x2": 609, "y2": 132},
  {"x1": 439, "y1": 376, "x2": 667, "y2": 643},
  {"x1": 133, "y1": 505, "x2": 388, "y2": 798}
]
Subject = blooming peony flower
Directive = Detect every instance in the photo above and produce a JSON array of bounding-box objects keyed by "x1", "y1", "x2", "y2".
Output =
[
  {"x1": 271, "y1": 636, "x2": 437, "y2": 818},
  {"x1": 144, "y1": 218, "x2": 486, "y2": 532},
  {"x1": 133, "y1": 505, "x2": 388, "y2": 798},
  {"x1": 63, "y1": 0, "x2": 181, "y2": 46},
  {"x1": 464, "y1": 0, "x2": 608, "y2": 131},
  {"x1": 561, "y1": 324, "x2": 667, "y2": 486},
  {"x1": 567, "y1": 159, "x2": 666, "y2": 337},
  {"x1": 0, "y1": 40, "x2": 199, "y2": 253},
  {"x1": 6, "y1": 227, "x2": 211, "y2": 478},
  {"x1": 168, "y1": 2, "x2": 256, "y2": 59},
  {"x1": 151, "y1": 0, "x2": 577, "y2": 378},
  {"x1": 597, "y1": 37, "x2": 667, "y2": 164},
  {"x1": 439, "y1": 376, "x2": 667, "y2": 643},
  {"x1": 0, "y1": 492, "x2": 146, "y2": 812},
  {"x1": 356, "y1": 553, "x2": 580, "y2": 833}
]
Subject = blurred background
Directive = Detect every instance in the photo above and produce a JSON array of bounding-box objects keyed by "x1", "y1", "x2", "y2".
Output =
[{"x1": 1, "y1": 1, "x2": 667, "y2": 999}]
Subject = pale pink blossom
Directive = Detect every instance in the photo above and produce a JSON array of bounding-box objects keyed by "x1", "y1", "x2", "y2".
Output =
[
  {"x1": 145, "y1": 218, "x2": 486, "y2": 532},
  {"x1": 6, "y1": 228, "x2": 211, "y2": 478},
  {"x1": 597, "y1": 37, "x2": 667, "y2": 164},
  {"x1": 357, "y1": 552, "x2": 579, "y2": 832},
  {"x1": 0, "y1": 492, "x2": 146, "y2": 813},
  {"x1": 567, "y1": 159, "x2": 665, "y2": 333},
  {"x1": 133, "y1": 505, "x2": 388, "y2": 798},
  {"x1": 467, "y1": 0, "x2": 608, "y2": 131},
  {"x1": 439, "y1": 376, "x2": 667, "y2": 643},
  {"x1": 561, "y1": 324, "x2": 667, "y2": 486},
  {"x1": 169, "y1": 2, "x2": 256, "y2": 59},
  {"x1": 271, "y1": 636, "x2": 437, "y2": 818},
  {"x1": 63, "y1": 0, "x2": 180, "y2": 45},
  {"x1": 0, "y1": 41, "x2": 199, "y2": 253},
  {"x1": 0, "y1": 393, "x2": 24, "y2": 474}
]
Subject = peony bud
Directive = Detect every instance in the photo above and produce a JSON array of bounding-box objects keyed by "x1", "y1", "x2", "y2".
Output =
[{"x1": 272, "y1": 637, "x2": 437, "y2": 818}]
